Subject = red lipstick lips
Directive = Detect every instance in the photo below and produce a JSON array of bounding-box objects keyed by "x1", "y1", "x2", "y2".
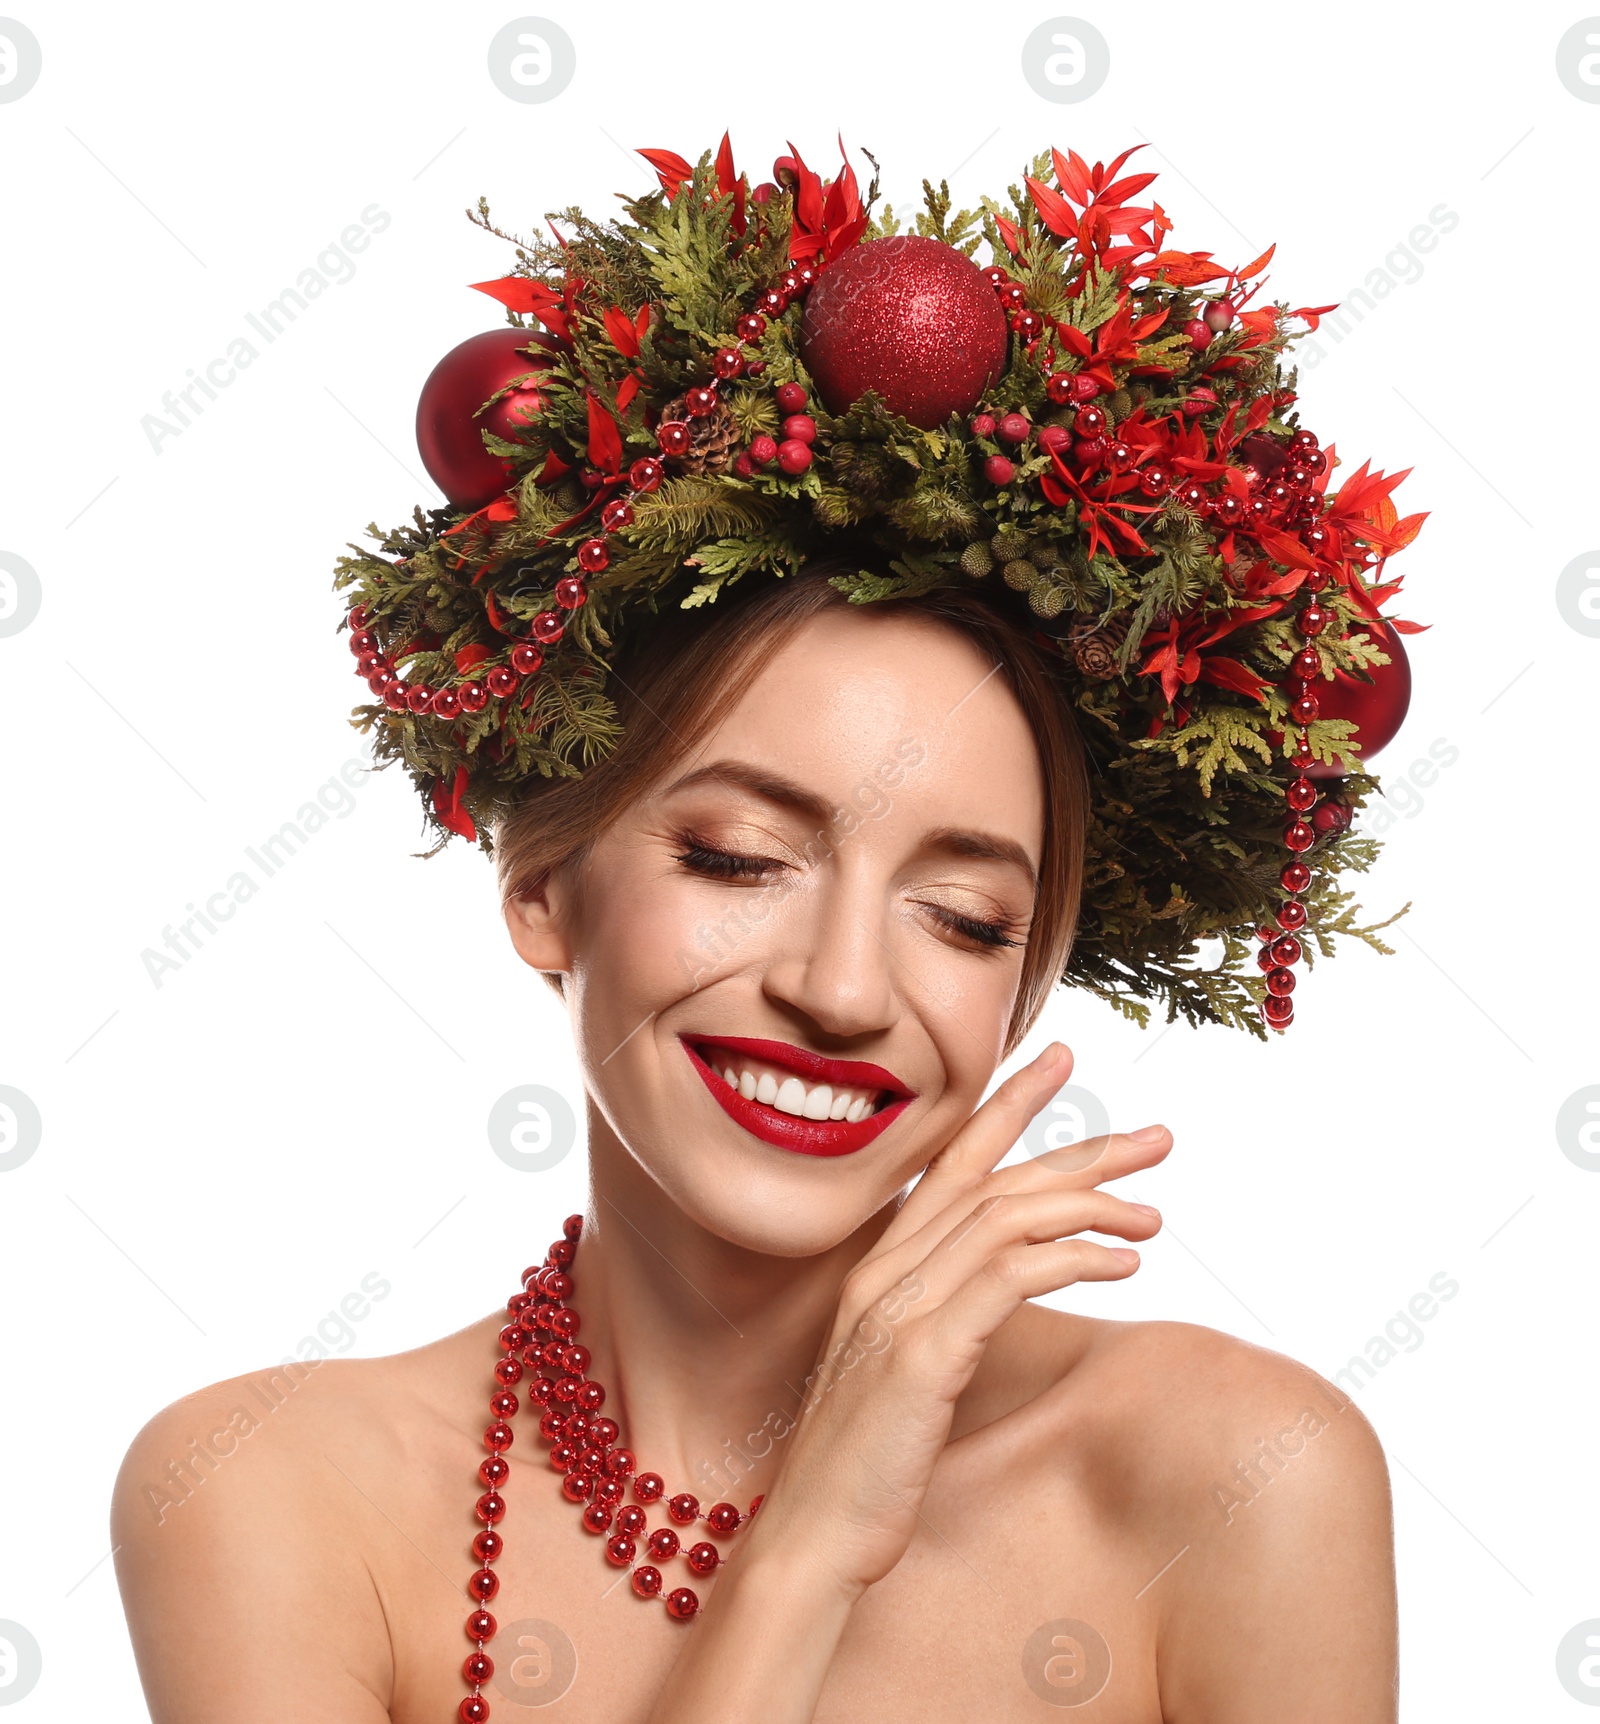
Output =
[{"x1": 681, "y1": 1034, "x2": 914, "y2": 1157}]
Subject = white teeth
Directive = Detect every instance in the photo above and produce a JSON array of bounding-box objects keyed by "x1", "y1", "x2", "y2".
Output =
[
  {"x1": 802, "y1": 1084, "x2": 833, "y2": 1120},
  {"x1": 773, "y1": 1077, "x2": 807, "y2": 1116},
  {"x1": 703, "y1": 1047, "x2": 887, "y2": 1126}
]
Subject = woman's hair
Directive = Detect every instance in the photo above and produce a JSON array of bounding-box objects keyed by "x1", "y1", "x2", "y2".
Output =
[{"x1": 496, "y1": 558, "x2": 1090, "y2": 1056}]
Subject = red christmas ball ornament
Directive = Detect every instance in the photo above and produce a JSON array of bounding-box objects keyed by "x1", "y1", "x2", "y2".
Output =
[
  {"x1": 797, "y1": 235, "x2": 1008, "y2": 429},
  {"x1": 416, "y1": 328, "x2": 561, "y2": 512},
  {"x1": 1301, "y1": 620, "x2": 1413, "y2": 781}
]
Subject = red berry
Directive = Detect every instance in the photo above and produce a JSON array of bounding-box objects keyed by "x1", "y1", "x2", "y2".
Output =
[
  {"x1": 1036, "y1": 424, "x2": 1071, "y2": 454},
  {"x1": 1184, "y1": 318, "x2": 1211, "y2": 351},
  {"x1": 749, "y1": 434, "x2": 778, "y2": 467},
  {"x1": 1069, "y1": 374, "x2": 1101, "y2": 403},
  {"x1": 776, "y1": 438, "x2": 812, "y2": 475},
  {"x1": 969, "y1": 412, "x2": 996, "y2": 437},
  {"x1": 983, "y1": 455, "x2": 1015, "y2": 486},
  {"x1": 995, "y1": 412, "x2": 1030, "y2": 444},
  {"x1": 1204, "y1": 299, "x2": 1235, "y2": 331},
  {"x1": 781, "y1": 414, "x2": 816, "y2": 445},
  {"x1": 774, "y1": 382, "x2": 808, "y2": 413},
  {"x1": 1073, "y1": 438, "x2": 1106, "y2": 468},
  {"x1": 732, "y1": 452, "x2": 754, "y2": 477}
]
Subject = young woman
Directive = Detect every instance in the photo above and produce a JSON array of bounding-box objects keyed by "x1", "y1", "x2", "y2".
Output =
[
  {"x1": 113, "y1": 133, "x2": 1419, "y2": 1721},
  {"x1": 111, "y1": 566, "x2": 1396, "y2": 1721}
]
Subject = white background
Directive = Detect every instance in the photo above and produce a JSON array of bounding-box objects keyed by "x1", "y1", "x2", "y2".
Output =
[{"x1": 2, "y1": 2, "x2": 1597, "y2": 1718}]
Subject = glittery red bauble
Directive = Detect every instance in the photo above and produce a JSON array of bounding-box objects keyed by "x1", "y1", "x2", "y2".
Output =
[
  {"x1": 1304, "y1": 620, "x2": 1413, "y2": 780},
  {"x1": 797, "y1": 236, "x2": 1008, "y2": 429},
  {"x1": 416, "y1": 328, "x2": 561, "y2": 511}
]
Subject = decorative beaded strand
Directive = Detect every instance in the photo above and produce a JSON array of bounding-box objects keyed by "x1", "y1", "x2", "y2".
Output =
[{"x1": 456, "y1": 1215, "x2": 764, "y2": 1724}]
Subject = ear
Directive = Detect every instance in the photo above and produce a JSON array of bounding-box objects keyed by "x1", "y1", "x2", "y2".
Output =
[{"x1": 503, "y1": 870, "x2": 576, "y2": 977}]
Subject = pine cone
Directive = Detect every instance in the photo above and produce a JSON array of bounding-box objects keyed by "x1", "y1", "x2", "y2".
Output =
[
  {"x1": 1067, "y1": 614, "x2": 1129, "y2": 682},
  {"x1": 1003, "y1": 559, "x2": 1036, "y2": 591},
  {"x1": 662, "y1": 395, "x2": 742, "y2": 475}
]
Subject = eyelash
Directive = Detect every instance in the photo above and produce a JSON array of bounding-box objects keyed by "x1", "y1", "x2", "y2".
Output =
[{"x1": 671, "y1": 835, "x2": 1024, "y2": 952}]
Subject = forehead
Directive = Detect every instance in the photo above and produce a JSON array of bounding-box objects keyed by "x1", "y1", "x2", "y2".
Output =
[{"x1": 680, "y1": 604, "x2": 1046, "y2": 852}]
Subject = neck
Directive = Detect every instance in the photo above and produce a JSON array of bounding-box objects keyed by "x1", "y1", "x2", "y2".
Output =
[{"x1": 563, "y1": 1113, "x2": 896, "y2": 1504}]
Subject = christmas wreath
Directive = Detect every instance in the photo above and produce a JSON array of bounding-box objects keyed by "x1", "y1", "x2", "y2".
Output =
[{"x1": 333, "y1": 136, "x2": 1428, "y2": 1037}]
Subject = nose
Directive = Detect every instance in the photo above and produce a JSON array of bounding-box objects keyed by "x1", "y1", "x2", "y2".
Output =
[{"x1": 758, "y1": 857, "x2": 900, "y2": 1043}]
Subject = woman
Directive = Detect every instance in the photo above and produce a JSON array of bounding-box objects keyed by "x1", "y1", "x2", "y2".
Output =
[{"x1": 113, "y1": 136, "x2": 1414, "y2": 1720}]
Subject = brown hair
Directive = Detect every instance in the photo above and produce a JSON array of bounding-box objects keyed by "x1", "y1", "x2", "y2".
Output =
[{"x1": 495, "y1": 559, "x2": 1089, "y2": 1057}]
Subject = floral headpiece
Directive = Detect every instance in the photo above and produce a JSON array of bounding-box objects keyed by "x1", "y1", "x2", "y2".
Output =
[{"x1": 334, "y1": 136, "x2": 1427, "y2": 1036}]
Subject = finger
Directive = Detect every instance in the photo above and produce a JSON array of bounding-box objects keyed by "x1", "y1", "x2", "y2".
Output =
[
  {"x1": 1007, "y1": 1123, "x2": 1174, "y2": 1188},
  {"x1": 909, "y1": 1238, "x2": 1141, "y2": 1358},
  {"x1": 898, "y1": 1042, "x2": 1075, "y2": 1224},
  {"x1": 912, "y1": 1186, "x2": 1160, "y2": 1302}
]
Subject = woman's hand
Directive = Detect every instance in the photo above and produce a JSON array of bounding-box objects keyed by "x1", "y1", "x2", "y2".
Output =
[{"x1": 742, "y1": 1041, "x2": 1170, "y2": 1601}]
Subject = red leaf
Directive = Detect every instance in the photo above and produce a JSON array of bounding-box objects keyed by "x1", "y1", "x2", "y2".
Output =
[
  {"x1": 455, "y1": 643, "x2": 491, "y2": 673},
  {"x1": 1197, "y1": 656, "x2": 1270, "y2": 700},
  {"x1": 638, "y1": 147, "x2": 693, "y2": 195},
  {"x1": 1051, "y1": 146, "x2": 1093, "y2": 205},
  {"x1": 616, "y1": 373, "x2": 640, "y2": 412},
  {"x1": 603, "y1": 305, "x2": 642, "y2": 357},
  {"x1": 432, "y1": 765, "x2": 477, "y2": 842},
  {"x1": 1388, "y1": 618, "x2": 1429, "y2": 634},
  {"x1": 585, "y1": 388, "x2": 622, "y2": 475},
  {"x1": 1236, "y1": 244, "x2": 1277, "y2": 279},
  {"x1": 1057, "y1": 323, "x2": 1094, "y2": 360},
  {"x1": 1098, "y1": 171, "x2": 1158, "y2": 203},
  {"x1": 714, "y1": 132, "x2": 736, "y2": 198},
  {"x1": 1027, "y1": 176, "x2": 1079, "y2": 239},
  {"x1": 994, "y1": 214, "x2": 1021, "y2": 255}
]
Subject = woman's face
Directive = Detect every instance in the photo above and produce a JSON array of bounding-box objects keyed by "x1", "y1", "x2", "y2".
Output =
[{"x1": 513, "y1": 603, "x2": 1048, "y2": 1256}]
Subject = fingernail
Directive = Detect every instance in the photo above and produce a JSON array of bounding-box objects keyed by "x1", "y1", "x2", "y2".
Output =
[
  {"x1": 1132, "y1": 1203, "x2": 1160, "y2": 1218},
  {"x1": 1111, "y1": 1248, "x2": 1139, "y2": 1266},
  {"x1": 1130, "y1": 1124, "x2": 1165, "y2": 1142}
]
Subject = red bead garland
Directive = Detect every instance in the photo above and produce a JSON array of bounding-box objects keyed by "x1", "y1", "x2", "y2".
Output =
[{"x1": 457, "y1": 1215, "x2": 764, "y2": 1721}]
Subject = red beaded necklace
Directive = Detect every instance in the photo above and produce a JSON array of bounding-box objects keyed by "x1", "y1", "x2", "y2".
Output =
[{"x1": 457, "y1": 1214, "x2": 765, "y2": 1723}]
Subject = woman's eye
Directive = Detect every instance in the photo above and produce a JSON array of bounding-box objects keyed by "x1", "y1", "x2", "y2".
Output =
[
  {"x1": 672, "y1": 839, "x2": 786, "y2": 881},
  {"x1": 919, "y1": 903, "x2": 1025, "y2": 951}
]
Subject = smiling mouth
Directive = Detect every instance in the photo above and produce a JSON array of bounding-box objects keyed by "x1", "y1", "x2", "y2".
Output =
[{"x1": 680, "y1": 1035, "x2": 915, "y2": 1158}]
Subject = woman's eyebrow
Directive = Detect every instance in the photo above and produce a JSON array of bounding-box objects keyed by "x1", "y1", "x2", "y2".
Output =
[
  {"x1": 662, "y1": 761, "x2": 1038, "y2": 881},
  {"x1": 661, "y1": 759, "x2": 835, "y2": 824}
]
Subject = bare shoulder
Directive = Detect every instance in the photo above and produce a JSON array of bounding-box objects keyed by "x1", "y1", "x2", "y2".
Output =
[
  {"x1": 1051, "y1": 1314, "x2": 1397, "y2": 1723},
  {"x1": 111, "y1": 1323, "x2": 489, "y2": 1723}
]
